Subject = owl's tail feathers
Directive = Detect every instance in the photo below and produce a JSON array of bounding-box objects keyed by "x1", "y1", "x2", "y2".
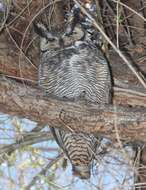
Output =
[{"x1": 72, "y1": 164, "x2": 91, "y2": 179}]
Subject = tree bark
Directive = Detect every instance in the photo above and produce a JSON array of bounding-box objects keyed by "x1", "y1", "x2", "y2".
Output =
[{"x1": 0, "y1": 76, "x2": 146, "y2": 143}]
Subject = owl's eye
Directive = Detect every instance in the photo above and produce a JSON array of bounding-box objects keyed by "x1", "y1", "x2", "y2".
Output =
[{"x1": 46, "y1": 34, "x2": 56, "y2": 41}]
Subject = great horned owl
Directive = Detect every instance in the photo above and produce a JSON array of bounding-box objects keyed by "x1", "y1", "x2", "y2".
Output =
[{"x1": 35, "y1": 19, "x2": 111, "y2": 179}]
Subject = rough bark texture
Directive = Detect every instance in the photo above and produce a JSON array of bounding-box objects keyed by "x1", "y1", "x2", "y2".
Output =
[{"x1": 0, "y1": 77, "x2": 146, "y2": 143}]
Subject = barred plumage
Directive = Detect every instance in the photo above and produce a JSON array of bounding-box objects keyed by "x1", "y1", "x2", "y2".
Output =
[
  {"x1": 53, "y1": 131, "x2": 97, "y2": 179},
  {"x1": 36, "y1": 21, "x2": 111, "y2": 179},
  {"x1": 39, "y1": 41, "x2": 111, "y2": 103}
]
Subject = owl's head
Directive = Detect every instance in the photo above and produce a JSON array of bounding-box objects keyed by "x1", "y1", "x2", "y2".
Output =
[{"x1": 34, "y1": 22, "x2": 85, "y2": 52}]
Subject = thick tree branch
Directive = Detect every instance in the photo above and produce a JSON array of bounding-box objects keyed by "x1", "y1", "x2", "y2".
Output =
[{"x1": 0, "y1": 77, "x2": 146, "y2": 143}]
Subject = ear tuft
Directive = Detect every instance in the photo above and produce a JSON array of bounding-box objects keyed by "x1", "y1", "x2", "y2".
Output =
[
  {"x1": 33, "y1": 22, "x2": 57, "y2": 41},
  {"x1": 33, "y1": 22, "x2": 47, "y2": 37}
]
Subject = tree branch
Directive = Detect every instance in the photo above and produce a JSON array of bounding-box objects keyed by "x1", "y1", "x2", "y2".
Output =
[
  {"x1": 25, "y1": 153, "x2": 63, "y2": 190},
  {"x1": 0, "y1": 131, "x2": 52, "y2": 163},
  {"x1": 0, "y1": 76, "x2": 146, "y2": 142}
]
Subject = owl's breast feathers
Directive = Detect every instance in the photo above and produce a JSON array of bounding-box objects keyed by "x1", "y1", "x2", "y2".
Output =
[{"x1": 39, "y1": 41, "x2": 111, "y2": 103}]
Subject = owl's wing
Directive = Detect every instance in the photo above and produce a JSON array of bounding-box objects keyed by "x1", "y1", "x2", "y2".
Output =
[{"x1": 50, "y1": 127, "x2": 69, "y2": 157}]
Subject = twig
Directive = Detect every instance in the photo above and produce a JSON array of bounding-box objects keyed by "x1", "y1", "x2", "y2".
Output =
[
  {"x1": 116, "y1": 0, "x2": 120, "y2": 48},
  {"x1": 6, "y1": 0, "x2": 33, "y2": 27},
  {"x1": 111, "y1": 0, "x2": 146, "y2": 22},
  {"x1": 0, "y1": 132, "x2": 52, "y2": 157},
  {"x1": 5, "y1": 26, "x2": 37, "y2": 69},
  {"x1": 105, "y1": 0, "x2": 133, "y2": 46},
  {"x1": 25, "y1": 153, "x2": 63, "y2": 190}
]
